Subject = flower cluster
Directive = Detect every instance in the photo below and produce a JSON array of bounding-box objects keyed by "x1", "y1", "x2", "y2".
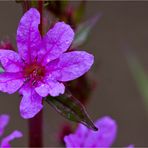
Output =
[
  {"x1": 0, "y1": 6, "x2": 135, "y2": 148},
  {"x1": 0, "y1": 8, "x2": 94, "y2": 119},
  {"x1": 64, "y1": 116, "x2": 134, "y2": 148},
  {"x1": 0, "y1": 114, "x2": 22, "y2": 148}
]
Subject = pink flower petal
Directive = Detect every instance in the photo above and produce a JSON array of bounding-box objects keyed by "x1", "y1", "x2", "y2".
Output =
[
  {"x1": 0, "y1": 115, "x2": 9, "y2": 137},
  {"x1": 0, "y1": 72, "x2": 25, "y2": 94},
  {"x1": 0, "y1": 50, "x2": 23, "y2": 72},
  {"x1": 17, "y1": 8, "x2": 41, "y2": 63},
  {"x1": 35, "y1": 79, "x2": 65, "y2": 97},
  {"x1": 64, "y1": 116, "x2": 117, "y2": 147},
  {"x1": 19, "y1": 83, "x2": 43, "y2": 119},
  {"x1": 38, "y1": 22, "x2": 74, "y2": 65},
  {"x1": 64, "y1": 124, "x2": 89, "y2": 147},
  {"x1": 64, "y1": 135, "x2": 80, "y2": 148},
  {"x1": 0, "y1": 130, "x2": 23, "y2": 148},
  {"x1": 84, "y1": 116, "x2": 117, "y2": 147},
  {"x1": 47, "y1": 51, "x2": 94, "y2": 82}
]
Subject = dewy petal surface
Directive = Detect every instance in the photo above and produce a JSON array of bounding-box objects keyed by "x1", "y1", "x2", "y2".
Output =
[
  {"x1": 35, "y1": 79, "x2": 65, "y2": 97},
  {"x1": 38, "y1": 22, "x2": 74, "y2": 65},
  {"x1": 19, "y1": 83, "x2": 43, "y2": 119},
  {"x1": 0, "y1": 49, "x2": 23, "y2": 72},
  {"x1": 0, "y1": 72, "x2": 25, "y2": 94},
  {"x1": 17, "y1": 8, "x2": 41, "y2": 63},
  {"x1": 0, "y1": 115, "x2": 9, "y2": 137},
  {"x1": 64, "y1": 116, "x2": 117, "y2": 148},
  {"x1": 0, "y1": 130, "x2": 23, "y2": 148},
  {"x1": 47, "y1": 51, "x2": 94, "y2": 82}
]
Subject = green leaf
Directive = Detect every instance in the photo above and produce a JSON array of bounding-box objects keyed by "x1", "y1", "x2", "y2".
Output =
[
  {"x1": 74, "y1": 1, "x2": 86, "y2": 24},
  {"x1": 61, "y1": 0, "x2": 68, "y2": 12},
  {"x1": 30, "y1": 1, "x2": 38, "y2": 7},
  {"x1": 72, "y1": 14, "x2": 101, "y2": 48},
  {"x1": 45, "y1": 89, "x2": 98, "y2": 131},
  {"x1": 126, "y1": 53, "x2": 148, "y2": 105}
]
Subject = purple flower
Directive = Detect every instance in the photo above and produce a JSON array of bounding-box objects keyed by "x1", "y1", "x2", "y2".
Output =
[
  {"x1": 64, "y1": 116, "x2": 133, "y2": 148},
  {"x1": 0, "y1": 8, "x2": 94, "y2": 119},
  {"x1": 0, "y1": 114, "x2": 23, "y2": 148}
]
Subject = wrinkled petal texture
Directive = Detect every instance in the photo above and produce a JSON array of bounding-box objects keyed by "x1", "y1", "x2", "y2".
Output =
[
  {"x1": 47, "y1": 51, "x2": 94, "y2": 82},
  {"x1": 64, "y1": 116, "x2": 117, "y2": 148},
  {"x1": 0, "y1": 130, "x2": 23, "y2": 148},
  {"x1": 0, "y1": 115, "x2": 9, "y2": 137},
  {"x1": 17, "y1": 8, "x2": 41, "y2": 63},
  {"x1": 0, "y1": 72, "x2": 25, "y2": 94},
  {"x1": 35, "y1": 79, "x2": 65, "y2": 97},
  {"x1": 38, "y1": 22, "x2": 74, "y2": 65},
  {"x1": 19, "y1": 83, "x2": 43, "y2": 119},
  {"x1": 0, "y1": 50, "x2": 23, "y2": 72}
]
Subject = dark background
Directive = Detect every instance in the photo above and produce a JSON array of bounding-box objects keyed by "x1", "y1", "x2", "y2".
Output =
[{"x1": 0, "y1": 1, "x2": 148, "y2": 147}]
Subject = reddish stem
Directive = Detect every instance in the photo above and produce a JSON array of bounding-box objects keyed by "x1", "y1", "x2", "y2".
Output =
[
  {"x1": 29, "y1": 111, "x2": 43, "y2": 147},
  {"x1": 28, "y1": 1, "x2": 43, "y2": 147}
]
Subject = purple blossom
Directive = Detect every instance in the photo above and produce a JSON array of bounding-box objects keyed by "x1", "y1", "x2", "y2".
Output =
[
  {"x1": 0, "y1": 8, "x2": 94, "y2": 119},
  {"x1": 64, "y1": 116, "x2": 133, "y2": 148},
  {"x1": 0, "y1": 114, "x2": 23, "y2": 148}
]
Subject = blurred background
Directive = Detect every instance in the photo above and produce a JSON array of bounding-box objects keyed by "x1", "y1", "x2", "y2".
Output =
[{"x1": 0, "y1": 1, "x2": 148, "y2": 147}]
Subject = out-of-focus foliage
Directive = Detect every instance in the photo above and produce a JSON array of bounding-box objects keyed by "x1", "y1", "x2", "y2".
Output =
[
  {"x1": 72, "y1": 15, "x2": 101, "y2": 48},
  {"x1": 73, "y1": 1, "x2": 86, "y2": 24},
  {"x1": 126, "y1": 53, "x2": 148, "y2": 106}
]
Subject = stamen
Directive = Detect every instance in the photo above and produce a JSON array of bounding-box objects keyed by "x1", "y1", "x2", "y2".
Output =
[{"x1": 24, "y1": 63, "x2": 45, "y2": 85}]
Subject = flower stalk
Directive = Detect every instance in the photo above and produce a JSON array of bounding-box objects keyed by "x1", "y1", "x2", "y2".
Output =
[
  {"x1": 28, "y1": 111, "x2": 43, "y2": 147},
  {"x1": 29, "y1": 1, "x2": 43, "y2": 147}
]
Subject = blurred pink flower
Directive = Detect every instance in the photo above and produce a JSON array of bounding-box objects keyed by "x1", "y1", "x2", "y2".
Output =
[
  {"x1": 58, "y1": 123, "x2": 72, "y2": 144},
  {"x1": 0, "y1": 8, "x2": 94, "y2": 119},
  {"x1": 64, "y1": 116, "x2": 133, "y2": 148},
  {"x1": 0, "y1": 114, "x2": 22, "y2": 148}
]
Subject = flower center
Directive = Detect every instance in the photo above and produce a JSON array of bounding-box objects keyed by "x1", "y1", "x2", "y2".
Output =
[{"x1": 24, "y1": 63, "x2": 45, "y2": 85}]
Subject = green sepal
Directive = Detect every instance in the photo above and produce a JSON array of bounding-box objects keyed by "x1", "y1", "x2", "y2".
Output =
[{"x1": 45, "y1": 89, "x2": 98, "y2": 131}]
